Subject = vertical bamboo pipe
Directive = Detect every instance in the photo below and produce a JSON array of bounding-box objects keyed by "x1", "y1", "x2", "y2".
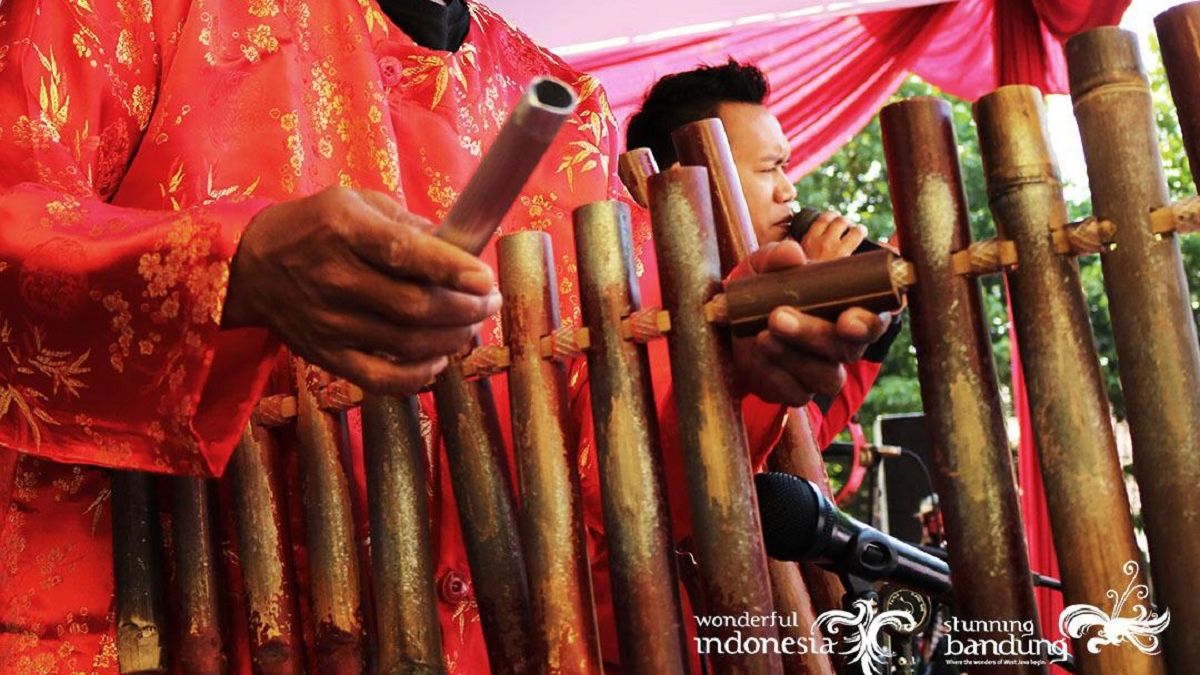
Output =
[
  {"x1": 976, "y1": 84, "x2": 1165, "y2": 675},
  {"x1": 574, "y1": 200, "x2": 690, "y2": 675},
  {"x1": 433, "y1": 363, "x2": 533, "y2": 675},
  {"x1": 649, "y1": 166, "x2": 781, "y2": 675},
  {"x1": 1156, "y1": 2, "x2": 1200, "y2": 186},
  {"x1": 112, "y1": 470, "x2": 168, "y2": 674},
  {"x1": 1067, "y1": 29, "x2": 1200, "y2": 673},
  {"x1": 881, "y1": 97, "x2": 1045, "y2": 675},
  {"x1": 499, "y1": 231, "x2": 604, "y2": 674},
  {"x1": 292, "y1": 361, "x2": 363, "y2": 675},
  {"x1": 170, "y1": 477, "x2": 225, "y2": 674},
  {"x1": 360, "y1": 394, "x2": 445, "y2": 674},
  {"x1": 672, "y1": 118, "x2": 758, "y2": 275},
  {"x1": 673, "y1": 116, "x2": 840, "y2": 673},
  {"x1": 618, "y1": 148, "x2": 659, "y2": 209},
  {"x1": 229, "y1": 422, "x2": 305, "y2": 675}
]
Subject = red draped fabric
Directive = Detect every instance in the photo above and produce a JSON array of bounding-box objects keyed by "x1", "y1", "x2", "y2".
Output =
[{"x1": 566, "y1": 0, "x2": 1129, "y2": 178}]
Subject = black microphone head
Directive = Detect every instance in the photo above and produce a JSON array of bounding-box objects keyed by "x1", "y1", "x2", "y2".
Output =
[
  {"x1": 788, "y1": 206, "x2": 823, "y2": 242},
  {"x1": 755, "y1": 472, "x2": 822, "y2": 562}
]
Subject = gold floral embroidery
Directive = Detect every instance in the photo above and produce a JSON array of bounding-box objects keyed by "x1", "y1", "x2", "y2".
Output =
[
  {"x1": 519, "y1": 192, "x2": 560, "y2": 231},
  {"x1": 555, "y1": 76, "x2": 613, "y2": 190},
  {"x1": 356, "y1": 0, "x2": 388, "y2": 35},
  {"x1": 0, "y1": 315, "x2": 89, "y2": 448},
  {"x1": 402, "y1": 43, "x2": 479, "y2": 110},
  {"x1": 241, "y1": 24, "x2": 280, "y2": 62},
  {"x1": 115, "y1": 29, "x2": 138, "y2": 66},
  {"x1": 248, "y1": 0, "x2": 281, "y2": 18}
]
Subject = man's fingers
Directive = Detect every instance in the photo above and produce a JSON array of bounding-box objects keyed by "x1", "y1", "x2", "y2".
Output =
[
  {"x1": 348, "y1": 209, "x2": 496, "y2": 295},
  {"x1": 334, "y1": 311, "x2": 481, "y2": 362},
  {"x1": 732, "y1": 239, "x2": 807, "y2": 282},
  {"x1": 343, "y1": 266, "x2": 502, "y2": 327},
  {"x1": 757, "y1": 333, "x2": 847, "y2": 398},
  {"x1": 837, "y1": 224, "x2": 868, "y2": 256},
  {"x1": 765, "y1": 307, "x2": 852, "y2": 362},
  {"x1": 806, "y1": 211, "x2": 837, "y2": 238},
  {"x1": 835, "y1": 308, "x2": 890, "y2": 345},
  {"x1": 331, "y1": 349, "x2": 450, "y2": 396}
]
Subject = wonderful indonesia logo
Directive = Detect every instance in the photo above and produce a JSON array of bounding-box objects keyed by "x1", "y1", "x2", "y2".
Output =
[{"x1": 694, "y1": 561, "x2": 1170, "y2": 674}]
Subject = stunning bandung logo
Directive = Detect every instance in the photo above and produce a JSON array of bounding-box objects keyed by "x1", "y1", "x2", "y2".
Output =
[
  {"x1": 1060, "y1": 561, "x2": 1171, "y2": 656},
  {"x1": 693, "y1": 560, "x2": 1171, "y2": 673}
]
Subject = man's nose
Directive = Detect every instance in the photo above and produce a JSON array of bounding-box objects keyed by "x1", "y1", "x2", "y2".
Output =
[{"x1": 775, "y1": 175, "x2": 797, "y2": 203}]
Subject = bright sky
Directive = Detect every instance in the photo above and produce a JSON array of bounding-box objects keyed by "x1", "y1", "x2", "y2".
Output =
[{"x1": 1048, "y1": 0, "x2": 1192, "y2": 202}]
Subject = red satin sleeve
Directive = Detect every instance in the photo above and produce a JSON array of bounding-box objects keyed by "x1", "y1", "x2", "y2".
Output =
[{"x1": 0, "y1": 1, "x2": 279, "y2": 476}]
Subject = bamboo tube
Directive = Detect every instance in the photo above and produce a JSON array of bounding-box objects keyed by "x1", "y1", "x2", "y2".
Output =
[
  {"x1": 1156, "y1": 2, "x2": 1200, "y2": 187},
  {"x1": 575, "y1": 200, "x2": 690, "y2": 675},
  {"x1": 881, "y1": 97, "x2": 1044, "y2": 675},
  {"x1": 229, "y1": 422, "x2": 305, "y2": 675},
  {"x1": 499, "y1": 231, "x2": 604, "y2": 673},
  {"x1": 766, "y1": 413, "x2": 846, "y2": 635},
  {"x1": 674, "y1": 115, "x2": 842, "y2": 674},
  {"x1": 170, "y1": 476, "x2": 225, "y2": 674},
  {"x1": 433, "y1": 362, "x2": 533, "y2": 675},
  {"x1": 112, "y1": 470, "x2": 168, "y2": 674},
  {"x1": 672, "y1": 119, "x2": 758, "y2": 273},
  {"x1": 437, "y1": 77, "x2": 578, "y2": 255},
  {"x1": 360, "y1": 395, "x2": 445, "y2": 674},
  {"x1": 649, "y1": 166, "x2": 780, "y2": 674},
  {"x1": 719, "y1": 249, "x2": 912, "y2": 336},
  {"x1": 292, "y1": 361, "x2": 363, "y2": 675},
  {"x1": 1067, "y1": 29, "x2": 1200, "y2": 674},
  {"x1": 618, "y1": 148, "x2": 659, "y2": 208},
  {"x1": 976, "y1": 84, "x2": 1164, "y2": 675}
]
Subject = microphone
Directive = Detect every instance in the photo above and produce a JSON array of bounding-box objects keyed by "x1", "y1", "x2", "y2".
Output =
[
  {"x1": 788, "y1": 206, "x2": 882, "y2": 254},
  {"x1": 755, "y1": 471, "x2": 952, "y2": 601}
]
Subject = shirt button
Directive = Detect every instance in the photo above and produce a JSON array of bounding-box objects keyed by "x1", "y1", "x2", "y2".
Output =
[
  {"x1": 378, "y1": 55, "x2": 402, "y2": 88},
  {"x1": 439, "y1": 569, "x2": 472, "y2": 604}
]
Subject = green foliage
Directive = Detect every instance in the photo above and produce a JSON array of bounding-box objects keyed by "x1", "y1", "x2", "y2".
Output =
[{"x1": 796, "y1": 39, "x2": 1200, "y2": 431}]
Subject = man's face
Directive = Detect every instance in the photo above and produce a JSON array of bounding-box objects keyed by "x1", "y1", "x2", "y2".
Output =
[{"x1": 716, "y1": 102, "x2": 797, "y2": 245}]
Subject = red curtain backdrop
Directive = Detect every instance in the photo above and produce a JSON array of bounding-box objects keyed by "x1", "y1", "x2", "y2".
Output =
[
  {"x1": 565, "y1": 0, "x2": 1127, "y2": 654},
  {"x1": 566, "y1": 0, "x2": 1129, "y2": 177}
]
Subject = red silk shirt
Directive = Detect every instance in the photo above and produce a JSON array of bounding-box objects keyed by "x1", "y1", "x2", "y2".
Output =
[{"x1": 0, "y1": 1, "x2": 880, "y2": 673}]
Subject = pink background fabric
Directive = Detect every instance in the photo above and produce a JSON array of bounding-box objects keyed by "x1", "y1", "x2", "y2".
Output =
[{"x1": 557, "y1": 0, "x2": 1128, "y2": 178}]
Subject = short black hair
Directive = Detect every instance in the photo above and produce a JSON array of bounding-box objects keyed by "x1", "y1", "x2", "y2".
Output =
[{"x1": 626, "y1": 59, "x2": 769, "y2": 167}]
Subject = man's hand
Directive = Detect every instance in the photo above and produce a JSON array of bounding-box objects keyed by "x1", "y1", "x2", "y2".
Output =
[
  {"x1": 728, "y1": 240, "x2": 890, "y2": 407},
  {"x1": 223, "y1": 187, "x2": 499, "y2": 395},
  {"x1": 798, "y1": 210, "x2": 867, "y2": 262}
]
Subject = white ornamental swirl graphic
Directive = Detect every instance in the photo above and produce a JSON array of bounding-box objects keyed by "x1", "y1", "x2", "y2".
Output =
[
  {"x1": 1059, "y1": 560, "x2": 1171, "y2": 655},
  {"x1": 813, "y1": 598, "x2": 918, "y2": 675}
]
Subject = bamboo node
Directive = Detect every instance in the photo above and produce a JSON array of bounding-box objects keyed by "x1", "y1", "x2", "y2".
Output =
[
  {"x1": 704, "y1": 296, "x2": 729, "y2": 324},
  {"x1": 539, "y1": 326, "x2": 590, "y2": 360},
  {"x1": 460, "y1": 344, "x2": 511, "y2": 379},
  {"x1": 950, "y1": 238, "x2": 1018, "y2": 276},
  {"x1": 620, "y1": 308, "x2": 671, "y2": 342},
  {"x1": 315, "y1": 379, "x2": 364, "y2": 412},
  {"x1": 1150, "y1": 196, "x2": 1200, "y2": 235},
  {"x1": 254, "y1": 394, "x2": 297, "y2": 427},
  {"x1": 1052, "y1": 216, "x2": 1116, "y2": 255}
]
